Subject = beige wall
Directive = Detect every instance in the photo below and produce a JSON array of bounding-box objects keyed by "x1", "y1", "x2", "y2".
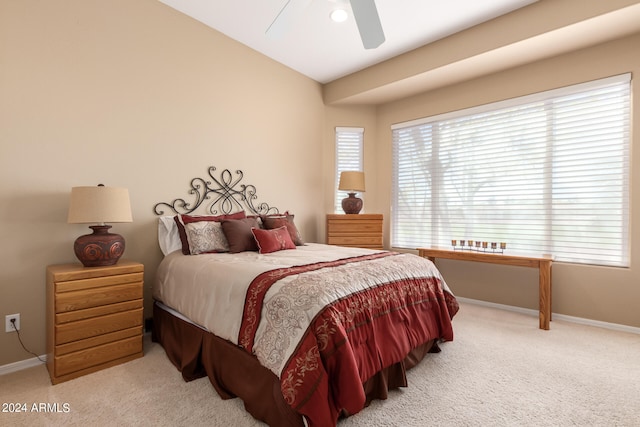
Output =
[
  {"x1": 0, "y1": 0, "x2": 324, "y2": 366},
  {"x1": 372, "y1": 33, "x2": 640, "y2": 328}
]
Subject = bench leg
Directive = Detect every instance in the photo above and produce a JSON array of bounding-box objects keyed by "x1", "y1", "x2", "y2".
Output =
[{"x1": 539, "y1": 261, "x2": 552, "y2": 330}]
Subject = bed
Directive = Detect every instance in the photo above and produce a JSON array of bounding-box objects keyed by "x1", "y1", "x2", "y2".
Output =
[{"x1": 151, "y1": 167, "x2": 459, "y2": 427}]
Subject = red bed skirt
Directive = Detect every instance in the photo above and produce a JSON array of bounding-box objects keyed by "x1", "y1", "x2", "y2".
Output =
[{"x1": 152, "y1": 302, "x2": 439, "y2": 426}]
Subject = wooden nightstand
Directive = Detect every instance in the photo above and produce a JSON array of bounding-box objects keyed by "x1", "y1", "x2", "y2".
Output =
[
  {"x1": 326, "y1": 214, "x2": 383, "y2": 249},
  {"x1": 46, "y1": 260, "x2": 144, "y2": 384}
]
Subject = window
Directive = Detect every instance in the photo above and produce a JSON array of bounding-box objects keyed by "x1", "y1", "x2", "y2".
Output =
[
  {"x1": 335, "y1": 127, "x2": 364, "y2": 213},
  {"x1": 392, "y1": 74, "x2": 630, "y2": 267}
]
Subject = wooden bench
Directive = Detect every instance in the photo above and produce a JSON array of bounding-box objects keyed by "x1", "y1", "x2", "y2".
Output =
[{"x1": 417, "y1": 247, "x2": 553, "y2": 330}]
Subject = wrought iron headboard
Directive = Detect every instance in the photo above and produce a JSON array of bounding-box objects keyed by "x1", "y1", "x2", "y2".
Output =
[{"x1": 153, "y1": 166, "x2": 279, "y2": 216}]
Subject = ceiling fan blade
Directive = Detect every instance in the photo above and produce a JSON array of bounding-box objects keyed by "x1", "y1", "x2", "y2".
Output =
[
  {"x1": 266, "y1": 0, "x2": 312, "y2": 39},
  {"x1": 350, "y1": 0, "x2": 385, "y2": 49}
]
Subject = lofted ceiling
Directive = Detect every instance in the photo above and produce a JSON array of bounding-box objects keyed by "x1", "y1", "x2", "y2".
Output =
[{"x1": 157, "y1": 0, "x2": 539, "y2": 84}]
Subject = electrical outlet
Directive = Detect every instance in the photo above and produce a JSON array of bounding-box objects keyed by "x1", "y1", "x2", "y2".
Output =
[{"x1": 5, "y1": 313, "x2": 20, "y2": 332}]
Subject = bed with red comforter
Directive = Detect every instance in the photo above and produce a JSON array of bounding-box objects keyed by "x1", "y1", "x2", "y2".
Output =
[
  {"x1": 151, "y1": 167, "x2": 458, "y2": 426},
  {"x1": 153, "y1": 243, "x2": 458, "y2": 426}
]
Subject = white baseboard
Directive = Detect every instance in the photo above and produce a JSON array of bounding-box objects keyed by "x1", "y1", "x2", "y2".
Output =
[
  {"x1": 0, "y1": 354, "x2": 47, "y2": 376},
  {"x1": 458, "y1": 297, "x2": 640, "y2": 335}
]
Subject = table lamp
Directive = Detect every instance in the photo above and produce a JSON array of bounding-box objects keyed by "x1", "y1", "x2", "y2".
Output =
[
  {"x1": 338, "y1": 171, "x2": 365, "y2": 214},
  {"x1": 67, "y1": 185, "x2": 133, "y2": 267}
]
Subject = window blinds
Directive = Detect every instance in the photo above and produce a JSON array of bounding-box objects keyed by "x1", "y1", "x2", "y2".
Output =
[
  {"x1": 392, "y1": 74, "x2": 630, "y2": 266},
  {"x1": 335, "y1": 127, "x2": 364, "y2": 213}
]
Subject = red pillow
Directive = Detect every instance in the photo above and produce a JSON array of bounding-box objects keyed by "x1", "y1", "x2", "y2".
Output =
[
  {"x1": 261, "y1": 212, "x2": 304, "y2": 246},
  {"x1": 175, "y1": 211, "x2": 246, "y2": 255},
  {"x1": 251, "y1": 226, "x2": 296, "y2": 254}
]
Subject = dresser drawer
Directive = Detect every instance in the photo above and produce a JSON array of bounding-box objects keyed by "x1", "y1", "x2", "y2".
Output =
[
  {"x1": 55, "y1": 272, "x2": 143, "y2": 293},
  {"x1": 55, "y1": 308, "x2": 143, "y2": 345},
  {"x1": 56, "y1": 326, "x2": 142, "y2": 356},
  {"x1": 56, "y1": 299, "x2": 142, "y2": 324},
  {"x1": 327, "y1": 221, "x2": 382, "y2": 234},
  {"x1": 55, "y1": 282, "x2": 143, "y2": 313},
  {"x1": 327, "y1": 236, "x2": 383, "y2": 247},
  {"x1": 54, "y1": 335, "x2": 142, "y2": 377}
]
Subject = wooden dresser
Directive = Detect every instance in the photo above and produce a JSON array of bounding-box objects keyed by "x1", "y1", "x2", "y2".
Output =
[
  {"x1": 326, "y1": 214, "x2": 383, "y2": 249},
  {"x1": 46, "y1": 260, "x2": 144, "y2": 384}
]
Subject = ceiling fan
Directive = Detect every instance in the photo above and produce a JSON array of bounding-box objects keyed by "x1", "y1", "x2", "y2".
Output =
[{"x1": 266, "y1": 0, "x2": 385, "y2": 49}]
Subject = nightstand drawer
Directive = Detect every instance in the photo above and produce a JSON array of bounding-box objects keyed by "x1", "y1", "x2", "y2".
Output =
[
  {"x1": 328, "y1": 236, "x2": 383, "y2": 247},
  {"x1": 54, "y1": 335, "x2": 142, "y2": 377},
  {"x1": 55, "y1": 272, "x2": 143, "y2": 293},
  {"x1": 56, "y1": 299, "x2": 142, "y2": 324},
  {"x1": 56, "y1": 326, "x2": 142, "y2": 356},
  {"x1": 55, "y1": 282, "x2": 143, "y2": 313},
  {"x1": 327, "y1": 221, "x2": 382, "y2": 234},
  {"x1": 55, "y1": 308, "x2": 143, "y2": 345}
]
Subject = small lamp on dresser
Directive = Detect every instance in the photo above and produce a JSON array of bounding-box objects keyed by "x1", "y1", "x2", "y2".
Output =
[
  {"x1": 338, "y1": 171, "x2": 365, "y2": 214},
  {"x1": 67, "y1": 184, "x2": 132, "y2": 267}
]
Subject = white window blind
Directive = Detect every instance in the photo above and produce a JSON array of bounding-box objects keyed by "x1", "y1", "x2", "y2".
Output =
[
  {"x1": 335, "y1": 127, "x2": 364, "y2": 213},
  {"x1": 392, "y1": 74, "x2": 630, "y2": 267}
]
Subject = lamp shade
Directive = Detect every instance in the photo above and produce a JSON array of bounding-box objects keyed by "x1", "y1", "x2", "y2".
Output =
[
  {"x1": 338, "y1": 171, "x2": 365, "y2": 193},
  {"x1": 68, "y1": 185, "x2": 132, "y2": 267},
  {"x1": 68, "y1": 186, "x2": 132, "y2": 224}
]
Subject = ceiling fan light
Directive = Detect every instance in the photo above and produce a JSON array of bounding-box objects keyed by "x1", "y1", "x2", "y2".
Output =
[{"x1": 330, "y1": 8, "x2": 348, "y2": 23}]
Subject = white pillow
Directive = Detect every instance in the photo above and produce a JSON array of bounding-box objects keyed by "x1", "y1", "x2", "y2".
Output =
[
  {"x1": 184, "y1": 221, "x2": 229, "y2": 254},
  {"x1": 157, "y1": 216, "x2": 182, "y2": 256}
]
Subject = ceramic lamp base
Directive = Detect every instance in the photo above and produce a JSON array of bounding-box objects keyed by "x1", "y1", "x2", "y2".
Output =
[
  {"x1": 74, "y1": 225, "x2": 125, "y2": 267},
  {"x1": 342, "y1": 193, "x2": 363, "y2": 214}
]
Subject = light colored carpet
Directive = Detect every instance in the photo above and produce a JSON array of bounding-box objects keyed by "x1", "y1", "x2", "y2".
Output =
[{"x1": 1, "y1": 302, "x2": 639, "y2": 426}]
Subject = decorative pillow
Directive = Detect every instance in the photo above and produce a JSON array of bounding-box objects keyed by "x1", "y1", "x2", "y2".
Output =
[
  {"x1": 261, "y1": 212, "x2": 304, "y2": 246},
  {"x1": 251, "y1": 226, "x2": 296, "y2": 254},
  {"x1": 221, "y1": 217, "x2": 261, "y2": 253},
  {"x1": 174, "y1": 211, "x2": 246, "y2": 255},
  {"x1": 184, "y1": 221, "x2": 229, "y2": 254}
]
